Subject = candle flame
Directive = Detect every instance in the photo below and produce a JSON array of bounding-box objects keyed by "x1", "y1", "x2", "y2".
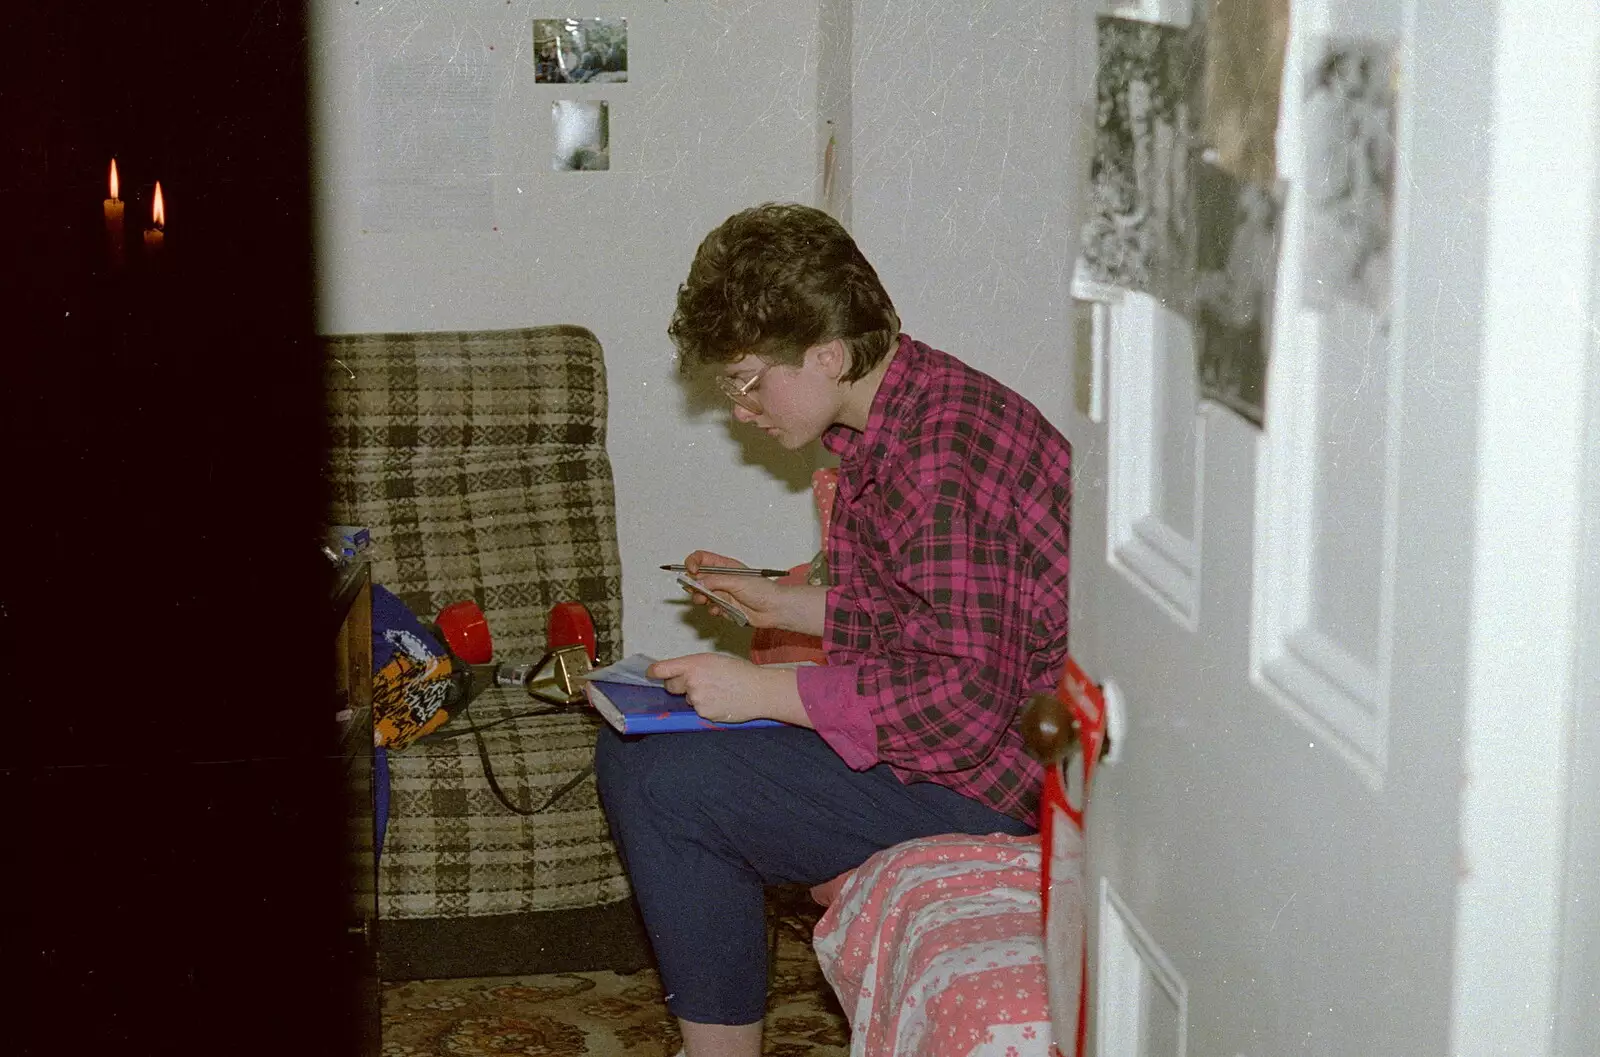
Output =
[
  {"x1": 109, "y1": 159, "x2": 121, "y2": 200},
  {"x1": 151, "y1": 181, "x2": 165, "y2": 228}
]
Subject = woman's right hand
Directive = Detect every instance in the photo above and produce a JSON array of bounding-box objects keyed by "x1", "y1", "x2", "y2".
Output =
[{"x1": 679, "y1": 550, "x2": 816, "y2": 632}]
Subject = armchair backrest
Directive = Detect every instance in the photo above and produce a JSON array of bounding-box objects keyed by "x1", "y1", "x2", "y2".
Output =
[{"x1": 323, "y1": 324, "x2": 624, "y2": 664}]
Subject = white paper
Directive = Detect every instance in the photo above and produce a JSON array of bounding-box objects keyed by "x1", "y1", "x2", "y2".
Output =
[
  {"x1": 676, "y1": 574, "x2": 752, "y2": 626},
  {"x1": 358, "y1": 57, "x2": 495, "y2": 232},
  {"x1": 583, "y1": 653, "x2": 664, "y2": 686}
]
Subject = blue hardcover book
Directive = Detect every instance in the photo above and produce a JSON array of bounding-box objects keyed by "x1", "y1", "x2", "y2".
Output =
[{"x1": 583, "y1": 654, "x2": 784, "y2": 734}]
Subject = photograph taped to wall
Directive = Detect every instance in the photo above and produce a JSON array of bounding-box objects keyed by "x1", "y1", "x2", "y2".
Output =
[
  {"x1": 1199, "y1": 0, "x2": 1290, "y2": 189},
  {"x1": 534, "y1": 18, "x2": 628, "y2": 84},
  {"x1": 1079, "y1": 15, "x2": 1203, "y2": 316},
  {"x1": 552, "y1": 100, "x2": 609, "y2": 171},
  {"x1": 1301, "y1": 36, "x2": 1399, "y2": 320},
  {"x1": 1194, "y1": 159, "x2": 1282, "y2": 427}
]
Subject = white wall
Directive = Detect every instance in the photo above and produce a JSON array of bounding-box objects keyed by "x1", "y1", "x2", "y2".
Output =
[
  {"x1": 308, "y1": 0, "x2": 832, "y2": 658},
  {"x1": 849, "y1": 0, "x2": 1096, "y2": 430}
]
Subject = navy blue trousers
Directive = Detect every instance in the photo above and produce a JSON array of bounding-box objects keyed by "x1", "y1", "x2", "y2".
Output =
[{"x1": 593, "y1": 725, "x2": 1034, "y2": 1024}]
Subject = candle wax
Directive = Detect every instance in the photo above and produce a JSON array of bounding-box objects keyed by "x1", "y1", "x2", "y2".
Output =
[{"x1": 104, "y1": 198, "x2": 126, "y2": 265}]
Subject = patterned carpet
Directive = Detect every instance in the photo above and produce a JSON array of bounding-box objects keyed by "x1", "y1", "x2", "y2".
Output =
[{"x1": 381, "y1": 891, "x2": 848, "y2": 1057}]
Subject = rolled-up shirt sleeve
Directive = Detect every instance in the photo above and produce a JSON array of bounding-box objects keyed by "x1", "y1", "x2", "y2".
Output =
[{"x1": 795, "y1": 662, "x2": 877, "y2": 768}]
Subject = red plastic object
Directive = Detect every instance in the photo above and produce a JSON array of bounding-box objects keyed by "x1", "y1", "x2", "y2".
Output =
[
  {"x1": 547, "y1": 601, "x2": 597, "y2": 662},
  {"x1": 1038, "y1": 656, "x2": 1107, "y2": 1057},
  {"x1": 436, "y1": 599, "x2": 493, "y2": 664}
]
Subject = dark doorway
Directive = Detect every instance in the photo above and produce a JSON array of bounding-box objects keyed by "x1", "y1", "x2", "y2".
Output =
[{"x1": 8, "y1": 3, "x2": 356, "y2": 1053}]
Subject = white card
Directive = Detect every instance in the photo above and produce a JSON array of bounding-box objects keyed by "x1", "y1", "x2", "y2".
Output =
[{"x1": 675, "y1": 573, "x2": 752, "y2": 626}]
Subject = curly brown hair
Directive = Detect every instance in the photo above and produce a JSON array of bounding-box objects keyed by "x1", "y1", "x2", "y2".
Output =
[{"x1": 668, "y1": 203, "x2": 900, "y2": 382}]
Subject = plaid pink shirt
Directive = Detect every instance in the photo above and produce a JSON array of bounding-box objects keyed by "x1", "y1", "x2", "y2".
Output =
[{"x1": 795, "y1": 336, "x2": 1072, "y2": 824}]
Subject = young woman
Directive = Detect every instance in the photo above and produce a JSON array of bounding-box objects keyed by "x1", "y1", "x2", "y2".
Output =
[{"x1": 594, "y1": 202, "x2": 1073, "y2": 1057}]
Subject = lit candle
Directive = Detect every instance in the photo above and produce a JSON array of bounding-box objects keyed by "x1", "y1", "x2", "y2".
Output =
[
  {"x1": 103, "y1": 159, "x2": 125, "y2": 267},
  {"x1": 143, "y1": 181, "x2": 165, "y2": 257}
]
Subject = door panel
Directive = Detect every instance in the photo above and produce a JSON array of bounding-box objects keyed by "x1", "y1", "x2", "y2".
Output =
[
  {"x1": 1096, "y1": 879, "x2": 1188, "y2": 1057},
  {"x1": 1107, "y1": 300, "x2": 1205, "y2": 629},
  {"x1": 1305, "y1": 309, "x2": 1390, "y2": 670}
]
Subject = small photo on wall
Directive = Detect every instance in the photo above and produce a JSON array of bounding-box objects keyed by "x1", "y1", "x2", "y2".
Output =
[
  {"x1": 1193, "y1": 159, "x2": 1283, "y2": 427},
  {"x1": 1301, "y1": 36, "x2": 1398, "y2": 319},
  {"x1": 1078, "y1": 15, "x2": 1204, "y2": 316},
  {"x1": 534, "y1": 17, "x2": 628, "y2": 84},
  {"x1": 552, "y1": 100, "x2": 609, "y2": 171}
]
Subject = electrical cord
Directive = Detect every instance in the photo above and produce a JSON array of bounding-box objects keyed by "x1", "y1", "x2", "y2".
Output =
[
  {"x1": 469, "y1": 701, "x2": 601, "y2": 817},
  {"x1": 414, "y1": 629, "x2": 603, "y2": 816}
]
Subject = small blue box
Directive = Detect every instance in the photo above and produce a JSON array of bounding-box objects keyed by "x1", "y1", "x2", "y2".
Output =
[{"x1": 328, "y1": 525, "x2": 372, "y2": 558}]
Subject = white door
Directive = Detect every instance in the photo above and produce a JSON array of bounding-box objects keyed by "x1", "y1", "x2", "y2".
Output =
[{"x1": 1061, "y1": 1, "x2": 1599, "y2": 1055}]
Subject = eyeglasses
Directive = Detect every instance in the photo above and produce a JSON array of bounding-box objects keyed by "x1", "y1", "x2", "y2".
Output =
[{"x1": 715, "y1": 362, "x2": 771, "y2": 413}]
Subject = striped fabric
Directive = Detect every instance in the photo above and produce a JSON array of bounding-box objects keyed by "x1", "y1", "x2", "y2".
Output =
[
  {"x1": 813, "y1": 832, "x2": 1059, "y2": 1057},
  {"x1": 324, "y1": 325, "x2": 629, "y2": 921}
]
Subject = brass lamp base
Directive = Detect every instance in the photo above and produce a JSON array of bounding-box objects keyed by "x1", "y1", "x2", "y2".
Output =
[{"x1": 525, "y1": 644, "x2": 594, "y2": 704}]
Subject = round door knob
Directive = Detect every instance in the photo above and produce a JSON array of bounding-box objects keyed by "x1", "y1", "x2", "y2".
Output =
[{"x1": 1020, "y1": 692, "x2": 1079, "y2": 764}]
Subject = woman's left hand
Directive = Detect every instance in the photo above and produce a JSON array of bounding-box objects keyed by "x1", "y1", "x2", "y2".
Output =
[{"x1": 645, "y1": 653, "x2": 808, "y2": 727}]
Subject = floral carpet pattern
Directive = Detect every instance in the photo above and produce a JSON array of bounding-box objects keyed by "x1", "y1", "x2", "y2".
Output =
[{"x1": 382, "y1": 891, "x2": 848, "y2": 1057}]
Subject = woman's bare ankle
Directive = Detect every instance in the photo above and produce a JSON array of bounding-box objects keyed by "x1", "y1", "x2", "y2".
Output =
[{"x1": 676, "y1": 1018, "x2": 762, "y2": 1057}]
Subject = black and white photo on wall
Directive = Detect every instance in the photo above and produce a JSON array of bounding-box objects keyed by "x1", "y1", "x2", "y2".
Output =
[
  {"x1": 1193, "y1": 158, "x2": 1282, "y2": 427},
  {"x1": 552, "y1": 100, "x2": 610, "y2": 171},
  {"x1": 534, "y1": 18, "x2": 628, "y2": 84},
  {"x1": 1076, "y1": 15, "x2": 1202, "y2": 314},
  {"x1": 1301, "y1": 36, "x2": 1399, "y2": 320},
  {"x1": 1075, "y1": 9, "x2": 1291, "y2": 429}
]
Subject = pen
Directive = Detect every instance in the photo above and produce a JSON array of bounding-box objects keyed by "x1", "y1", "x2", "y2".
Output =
[{"x1": 660, "y1": 563, "x2": 791, "y2": 578}]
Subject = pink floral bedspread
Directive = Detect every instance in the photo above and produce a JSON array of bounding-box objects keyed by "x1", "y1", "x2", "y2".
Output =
[
  {"x1": 811, "y1": 652, "x2": 1103, "y2": 1057},
  {"x1": 813, "y1": 832, "x2": 1066, "y2": 1057}
]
